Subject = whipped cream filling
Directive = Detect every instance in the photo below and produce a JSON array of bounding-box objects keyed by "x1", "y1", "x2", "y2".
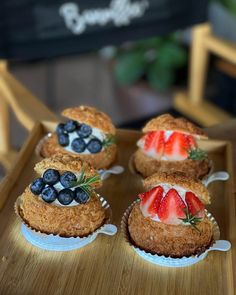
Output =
[
  {"x1": 65, "y1": 127, "x2": 106, "y2": 154},
  {"x1": 40, "y1": 172, "x2": 90, "y2": 207},
  {"x1": 140, "y1": 183, "x2": 189, "y2": 223}
]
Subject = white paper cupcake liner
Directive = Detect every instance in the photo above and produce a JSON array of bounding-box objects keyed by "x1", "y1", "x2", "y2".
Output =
[
  {"x1": 121, "y1": 201, "x2": 231, "y2": 267},
  {"x1": 35, "y1": 133, "x2": 124, "y2": 180},
  {"x1": 15, "y1": 195, "x2": 117, "y2": 251},
  {"x1": 129, "y1": 155, "x2": 229, "y2": 187}
]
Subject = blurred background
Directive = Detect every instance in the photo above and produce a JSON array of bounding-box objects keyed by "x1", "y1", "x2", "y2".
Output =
[{"x1": 0, "y1": 0, "x2": 236, "y2": 178}]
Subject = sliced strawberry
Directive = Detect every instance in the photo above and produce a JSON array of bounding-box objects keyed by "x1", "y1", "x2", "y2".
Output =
[
  {"x1": 185, "y1": 191, "x2": 205, "y2": 218},
  {"x1": 164, "y1": 132, "x2": 189, "y2": 161},
  {"x1": 157, "y1": 188, "x2": 186, "y2": 224},
  {"x1": 186, "y1": 135, "x2": 197, "y2": 150},
  {"x1": 143, "y1": 131, "x2": 156, "y2": 151},
  {"x1": 154, "y1": 131, "x2": 165, "y2": 157},
  {"x1": 138, "y1": 131, "x2": 165, "y2": 159},
  {"x1": 139, "y1": 185, "x2": 164, "y2": 218}
]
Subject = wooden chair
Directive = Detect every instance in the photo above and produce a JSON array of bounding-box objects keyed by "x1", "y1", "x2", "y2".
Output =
[
  {"x1": 0, "y1": 61, "x2": 57, "y2": 171},
  {"x1": 1, "y1": 23, "x2": 235, "y2": 171},
  {"x1": 174, "y1": 23, "x2": 235, "y2": 126}
]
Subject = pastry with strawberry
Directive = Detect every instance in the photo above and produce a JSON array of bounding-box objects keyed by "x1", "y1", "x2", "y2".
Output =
[
  {"x1": 132, "y1": 114, "x2": 210, "y2": 178},
  {"x1": 40, "y1": 105, "x2": 117, "y2": 170},
  {"x1": 128, "y1": 172, "x2": 213, "y2": 257}
]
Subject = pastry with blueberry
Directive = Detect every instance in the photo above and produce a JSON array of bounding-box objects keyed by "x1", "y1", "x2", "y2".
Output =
[
  {"x1": 16, "y1": 155, "x2": 106, "y2": 237},
  {"x1": 40, "y1": 106, "x2": 117, "y2": 170},
  {"x1": 127, "y1": 172, "x2": 214, "y2": 257},
  {"x1": 132, "y1": 114, "x2": 211, "y2": 179}
]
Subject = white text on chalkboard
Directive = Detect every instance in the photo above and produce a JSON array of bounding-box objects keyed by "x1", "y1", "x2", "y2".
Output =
[{"x1": 60, "y1": 0, "x2": 149, "y2": 34}]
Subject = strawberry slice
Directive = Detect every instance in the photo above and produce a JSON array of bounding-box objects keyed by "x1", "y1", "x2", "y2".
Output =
[
  {"x1": 138, "y1": 131, "x2": 165, "y2": 159},
  {"x1": 185, "y1": 192, "x2": 205, "y2": 218},
  {"x1": 143, "y1": 131, "x2": 156, "y2": 151},
  {"x1": 139, "y1": 186, "x2": 164, "y2": 218},
  {"x1": 164, "y1": 132, "x2": 190, "y2": 161},
  {"x1": 186, "y1": 135, "x2": 197, "y2": 149},
  {"x1": 157, "y1": 188, "x2": 186, "y2": 224}
]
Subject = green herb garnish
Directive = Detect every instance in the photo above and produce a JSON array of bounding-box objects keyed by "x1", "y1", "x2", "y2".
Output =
[
  {"x1": 188, "y1": 148, "x2": 208, "y2": 161},
  {"x1": 179, "y1": 209, "x2": 202, "y2": 232},
  {"x1": 73, "y1": 169, "x2": 100, "y2": 195},
  {"x1": 102, "y1": 135, "x2": 116, "y2": 148}
]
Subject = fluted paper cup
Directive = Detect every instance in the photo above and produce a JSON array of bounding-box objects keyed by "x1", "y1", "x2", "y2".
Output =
[{"x1": 15, "y1": 195, "x2": 117, "y2": 251}]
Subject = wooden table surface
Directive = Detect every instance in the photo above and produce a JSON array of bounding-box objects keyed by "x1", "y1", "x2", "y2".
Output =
[{"x1": 0, "y1": 123, "x2": 235, "y2": 295}]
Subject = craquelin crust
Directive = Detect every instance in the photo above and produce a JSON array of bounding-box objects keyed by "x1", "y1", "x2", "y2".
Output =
[
  {"x1": 34, "y1": 154, "x2": 102, "y2": 188},
  {"x1": 62, "y1": 106, "x2": 116, "y2": 135},
  {"x1": 18, "y1": 188, "x2": 106, "y2": 237},
  {"x1": 128, "y1": 203, "x2": 213, "y2": 257},
  {"x1": 142, "y1": 114, "x2": 208, "y2": 138},
  {"x1": 143, "y1": 171, "x2": 210, "y2": 204},
  {"x1": 133, "y1": 148, "x2": 210, "y2": 181},
  {"x1": 40, "y1": 133, "x2": 117, "y2": 170}
]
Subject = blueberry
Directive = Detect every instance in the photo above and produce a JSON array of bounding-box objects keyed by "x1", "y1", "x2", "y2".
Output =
[
  {"x1": 43, "y1": 169, "x2": 60, "y2": 185},
  {"x1": 56, "y1": 123, "x2": 66, "y2": 135},
  {"x1": 58, "y1": 189, "x2": 75, "y2": 205},
  {"x1": 74, "y1": 187, "x2": 89, "y2": 204},
  {"x1": 77, "y1": 124, "x2": 92, "y2": 138},
  {"x1": 41, "y1": 186, "x2": 58, "y2": 203},
  {"x1": 71, "y1": 138, "x2": 86, "y2": 153},
  {"x1": 64, "y1": 120, "x2": 78, "y2": 133},
  {"x1": 60, "y1": 171, "x2": 77, "y2": 188},
  {"x1": 58, "y1": 133, "x2": 69, "y2": 147},
  {"x1": 87, "y1": 138, "x2": 102, "y2": 153},
  {"x1": 30, "y1": 178, "x2": 45, "y2": 195}
]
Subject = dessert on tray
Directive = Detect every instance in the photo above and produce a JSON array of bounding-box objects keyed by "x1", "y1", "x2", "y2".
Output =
[
  {"x1": 16, "y1": 154, "x2": 106, "y2": 237},
  {"x1": 40, "y1": 106, "x2": 117, "y2": 170},
  {"x1": 127, "y1": 172, "x2": 214, "y2": 257},
  {"x1": 132, "y1": 114, "x2": 210, "y2": 179}
]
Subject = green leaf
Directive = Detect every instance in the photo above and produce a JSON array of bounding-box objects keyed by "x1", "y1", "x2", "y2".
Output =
[
  {"x1": 158, "y1": 43, "x2": 187, "y2": 68},
  {"x1": 147, "y1": 62, "x2": 174, "y2": 91},
  {"x1": 114, "y1": 51, "x2": 145, "y2": 85},
  {"x1": 102, "y1": 135, "x2": 116, "y2": 148},
  {"x1": 188, "y1": 148, "x2": 208, "y2": 160},
  {"x1": 72, "y1": 169, "x2": 100, "y2": 195},
  {"x1": 179, "y1": 208, "x2": 202, "y2": 232}
]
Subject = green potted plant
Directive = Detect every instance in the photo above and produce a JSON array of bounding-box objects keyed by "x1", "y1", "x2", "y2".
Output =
[{"x1": 113, "y1": 34, "x2": 187, "y2": 92}]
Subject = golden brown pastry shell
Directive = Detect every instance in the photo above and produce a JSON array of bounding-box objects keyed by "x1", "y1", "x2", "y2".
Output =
[
  {"x1": 133, "y1": 149, "x2": 211, "y2": 180},
  {"x1": 128, "y1": 203, "x2": 213, "y2": 258},
  {"x1": 40, "y1": 133, "x2": 117, "y2": 170},
  {"x1": 17, "y1": 188, "x2": 106, "y2": 237},
  {"x1": 62, "y1": 106, "x2": 116, "y2": 135},
  {"x1": 35, "y1": 154, "x2": 102, "y2": 189},
  {"x1": 142, "y1": 114, "x2": 208, "y2": 138}
]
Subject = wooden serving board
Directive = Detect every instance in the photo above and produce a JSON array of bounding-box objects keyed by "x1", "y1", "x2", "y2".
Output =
[{"x1": 0, "y1": 123, "x2": 235, "y2": 295}]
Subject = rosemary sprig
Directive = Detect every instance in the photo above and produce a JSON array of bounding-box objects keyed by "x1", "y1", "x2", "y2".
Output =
[
  {"x1": 72, "y1": 169, "x2": 100, "y2": 195},
  {"x1": 179, "y1": 208, "x2": 202, "y2": 232},
  {"x1": 102, "y1": 135, "x2": 116, "y2": 148},
  {"x1": 188, "y1": 148, "x2": 208, "y2": 161}
]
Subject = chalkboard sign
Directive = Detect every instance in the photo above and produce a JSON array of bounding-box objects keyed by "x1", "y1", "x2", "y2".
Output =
[{"x1": 0, "y1": 0, "x2": 208, "y2": 59}]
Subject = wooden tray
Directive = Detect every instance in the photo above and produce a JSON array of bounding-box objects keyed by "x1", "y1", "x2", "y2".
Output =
[{"x1": 0, "y1": 122, "x2": 235, "y2": 295}]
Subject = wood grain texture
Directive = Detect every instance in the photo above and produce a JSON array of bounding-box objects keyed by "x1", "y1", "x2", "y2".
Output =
[
  {"x1": 174, "y1": 23, "x2": 235, "y2": 126},
  {"x1": 0, "y1": 123, "x2": 43, "y2": 210},
  {"x1": 0, "y1": 127, "x2": 235, "y2": 295},
  {"x1": 189, "y1": 23, "x2": 211, "y2": 105},
  {"x1": 174, "y1": 91, "x2": 231, "y2": 127},
  {"x1": 0, "y1": 71, "x2": 57, "y2": 131},
  {"x1": 0, "y1": 98, "x2": 10, "y2": 153}
]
